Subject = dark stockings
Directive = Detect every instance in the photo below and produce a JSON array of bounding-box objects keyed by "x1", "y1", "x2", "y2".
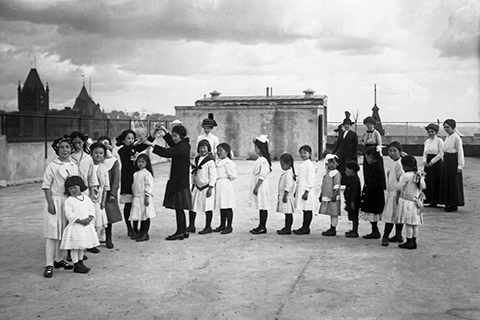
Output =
[
  {"x1": 140, "y1": 218, "x2": 151, "y2": 235},
  {"x1": 259, "y1": 210, "x2": 268, "y2": 228},
  {"x1": 303, "y1": 210, "x2": 313, "y2": 230},
  {"x1": 175, "y1": 209, "x2": 187, "y2": 235},
  {"x1": 285, "y1": 214, "x2": 293, "y2": 230},
  {"x1": 205, "y1": 211, "x2": 213, "y2": 229}
]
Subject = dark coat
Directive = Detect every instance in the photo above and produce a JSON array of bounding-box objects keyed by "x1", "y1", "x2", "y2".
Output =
[
  {"x1": 332, "y1": 130, "x2": 358, "y2": 185},
  {"x1": 344, "y1": 174, "x2": 361, "y2": 214},
  {"x1": 152, "y1": 133, "x2": 191, "y2": 194},
  {"x1": 360, "y1": 160, "x2": 385, "y2": 214},
  {"x1": 118, "y1": 141, "x2": 151, "y2": 195}
]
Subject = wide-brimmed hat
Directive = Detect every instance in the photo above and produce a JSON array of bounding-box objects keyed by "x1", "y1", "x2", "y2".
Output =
[
  {"x1": 334, "y1": 124, "x2": 343, "y2": 132},
  {"x1": 363, "y1": 116, "x2": 376, "y2": 125},
  {"x1": 425, "y1": 123, "x2": 439, "y2": 132},
  {"x1": 201, "y1": 113, "x2": 217, "y2": 128}
]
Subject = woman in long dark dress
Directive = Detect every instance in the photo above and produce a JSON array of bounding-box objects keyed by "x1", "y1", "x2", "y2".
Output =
[
  {"x1": 422, "y1": 123, "x2": 444, "y2": 208},
  {"x1": 360, "y1": 116, "x2": 386, "y2": 190},
  {"x1": 332, "y1": 112, "x2": 358, "y2": 185},
  {"x1": 439, "y1": 119, "x2": 465, "y2": 212},
  {"x1": 143, "y1": 125, "x2": 192, "y2": 240}
]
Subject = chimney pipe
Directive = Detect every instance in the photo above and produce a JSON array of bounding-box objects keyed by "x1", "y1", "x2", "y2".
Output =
[
  {"x1": 266, "y1": 87, "x2": 269, "y2": 96},
  {"x1": 270, "y1": 87, "x2": 273, "y2": 96}
]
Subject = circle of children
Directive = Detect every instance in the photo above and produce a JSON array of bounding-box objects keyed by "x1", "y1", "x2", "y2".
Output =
[{"x1": 41, "y1": 112, "x2": 462, "y2": 278}]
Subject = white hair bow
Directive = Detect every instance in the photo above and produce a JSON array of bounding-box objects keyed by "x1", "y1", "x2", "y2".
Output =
[{"x1": 255, "y1": 135, "x2": 269, "y2": 143}]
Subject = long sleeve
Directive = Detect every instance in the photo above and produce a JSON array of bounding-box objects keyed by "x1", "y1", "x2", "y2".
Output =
[
  {"x1": 431, "y1": 138, "x2": 444, "y2": 164},
  {"x1": 284, "y1": 171, "x2": 294, "y2": 192},
  {"x1": 144, "y1": 171, "x2": 154, "y2": 197},
  {"x1": 352, "y1": 133, "x2": 358, "y2": 160},
  {"x1": 88, "y1": 162, "x2": 98, "y2": 187},
  {"x1": 305, "y1": 161, "x2": 315, "y2": 192},
  {"x1": 456, "y1": 135, "x2": 465, "y2": 169},
  {"x1": 41, "y1": 163, "x2": 55, "y2": 190},
  {"x1": 207, "y1": 161, "x2": 217, "y2": 186},
  {"x1": 108, "y1": 160, "x2": 120, "y2": 196},
  {"x1": 64, "y1": 198, "x2": 79, "y2": 223},
  {"x1": 225, "y1": 160, "x2": 238, "y2": 181},
  {"x1": 258, "y1": 158, "x2": 270, "y2": 181}
]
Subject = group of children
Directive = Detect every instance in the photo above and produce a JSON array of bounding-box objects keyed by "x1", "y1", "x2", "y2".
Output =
[{"x1": 41, "y1": 114, "x2": 426, "y2": 278}]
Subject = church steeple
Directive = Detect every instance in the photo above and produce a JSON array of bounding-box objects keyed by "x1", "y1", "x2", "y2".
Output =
[{"x1": 18, "y1": 68, "x2": 49, "y2": 114}]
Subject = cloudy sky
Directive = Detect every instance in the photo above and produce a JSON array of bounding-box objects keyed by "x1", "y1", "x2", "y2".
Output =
[{"x1": 0, "y1": 0, "x2": 478, "y2": 123}]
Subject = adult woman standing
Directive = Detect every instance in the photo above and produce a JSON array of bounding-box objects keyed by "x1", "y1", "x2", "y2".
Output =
[
  {"x1": 440, "y1": 119, "x2": 464, "y2": 212},
  {"x1": 360, "y1": 116, "x2": 386, "y2": 189},
  {"x1": 143, "y1": 125, "x2": 192, "y2": 240},
  {"x1": 422, "y1": 123, "x2": 444, "y2": 208},
  {"x1": 332, "y1": 112, "x2": 358, "y2": 185}
]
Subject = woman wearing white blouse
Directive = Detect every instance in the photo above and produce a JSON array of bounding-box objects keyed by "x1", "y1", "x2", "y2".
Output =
[
  {"x1": 440, "y1": 119, "x2": 465, "y2": 212},
  {"x1": 422, "y1": 123, "x2": 444, "y2": 207}
]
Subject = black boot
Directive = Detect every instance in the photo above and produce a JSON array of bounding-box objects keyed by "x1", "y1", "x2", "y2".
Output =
[
  {"x1": 294, "y1": 211, "x2": 311, "y2": 235},
  {"x1": 322, "y1": 225, "x2": 336, "y2": 236},
  {"x1": 124, "y1": 203, "x2": 134, "y2": 236},
  {"x1": 399, "y1": 238, "x2": 414, "y2": 250},
  {"x1": 382, "y1": 223, "x2": 394, "y2": 246},
  {"x1": 105, "y1": 223, "x2": 114, "y2": 249},
  {"x1": 277, "y1": 214, "x2": 293, "y2": 235},
  {"x1": 74, "y1": 261, "x2": 90, "y2": 274},
  {"x1": 213, "y1": 210, "x2": 226, "y2": 232},
  {"x1": 389, "y1": 224, "x2": 404, "y2": 243},
  {"x1": 221, "y1": 209, "x2": 234, "y2": 234},
  {"x1": 187, "y1": 211, "x2": 196, "y2": 233},
  {"x1": 345, "y1": 220, "x2": 359, "y2": 238},
  {"x1": 199, "y1": 211, "x2": 213, "y2": 234},
  {"x1": 251, "y1": 210, "x2": 267, "y2": 234},
  {"x1": 412, "y1": 237, "x2": 417, "y2": 249},
  {"x1": 363, "y1": 222, "x2": 381, "y2": 239}
]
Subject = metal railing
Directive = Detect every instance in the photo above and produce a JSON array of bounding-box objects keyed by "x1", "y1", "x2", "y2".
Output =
[{"x1": 0, "y1": 114, "x2": 172, "y2": 143}]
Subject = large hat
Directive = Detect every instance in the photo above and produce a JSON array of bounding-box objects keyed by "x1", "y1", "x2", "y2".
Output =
[
  {"x1": 334, "y1": 124, "x2": 343, "y2": 132},
  {"x1": 363, "y1": 116, "x2": 376, "y2": 125},
  {"x1": 342, "y1": 111, "x2": 354, "y2": 125},
  {"x1": 201, "y1": 113, "x2": 217, "y2": 128},
  {"x1": 425, "y1": 123, "x2": 439, "y2": 132}
]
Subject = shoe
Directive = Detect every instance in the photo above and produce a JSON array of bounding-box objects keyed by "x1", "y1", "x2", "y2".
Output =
[
  {"x1": 127, "y1": 229, "x2": 134, "y2": 237},
  {"x1": 136, "y1": 233, "x2": 149, "y2": 242},
  {"x1": 381, "y1": 237, "x2": 389, "y2": 246},
  {"x1": 73, "y1": 262, "x2": 90, "y2": 274},
  {"x1": 399, "y1": 238, "x2": 414, "y2": 250},
  {"x1": 183, "y1": 232, "x2": 190, "y2": 239},
  {"x1": 166, "y1": 233, "x2": 184, "y2": 241},
  {"x1": 277, "y1": 228, "x2": 292, "y2": 235},
  {"x1": 106, "y1": 238, "x2": 114, "y2": 249},
  {"x1": 221, "y1": 227, "x2": 233, "y2": 234},
  {"x1": 251, "y1": 227, "x2": 267, "y2": 234},
  {"x1": 54, "y1": 260, "x2": 74, "y2": 270},
  {"x1": 363, "y1": 232, "x2": 381, "y2": 239},
  {"x1": 213, "y1": 226, "x2": 226, "y2": 233},
  {"x1": 130, "y1": 233, "x2": 141, "y2": 240},
  {"x1": 294, "y1": 228, "x2": 311, "y2": 235},
  {"x1": 198, "y1": 227, "x2": 213, "y2": 234},
  {"x1": 345, "y1": 231, "x2": 359, "y2": 238},
  {"x1": 388, "y1": 235, "x2": 403, "y2": 243},
  {"x1": 186, "y1": 225, "x2": 196, "y2": 233},
  {"x1": 86, "y1": 247, "x2": 101, "y2": 253},
  {"x1": 321, "y1": 228, "x2": 336, "y2": 236},
  {"x1": 83, "y1": 255, "x2": 88, "y2": 261},
  {"x1": 412, "y1": 237, "x2": 417, "y2": 249},
  {"x1": 344, "y1": 229, "x2": 352, "y2": 235},
  {"x1": 250, "y1": 227, "x2": 261, "y2": 234},
  {"x1": 44, "y1": 266, "x2": 53, "y2": 278},
  {"x1": 446, "y1": 206, "x2": 458, "y2": 212}
]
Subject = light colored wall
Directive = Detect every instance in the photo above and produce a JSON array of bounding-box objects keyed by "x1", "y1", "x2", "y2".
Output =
[{"x1": 176, "y1": 105, "x2": 325, "y2": 160}]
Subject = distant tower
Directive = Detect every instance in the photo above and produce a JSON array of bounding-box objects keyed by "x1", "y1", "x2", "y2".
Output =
[
  {"x1": 18, "y1": 68, "x2": 50, "y2": 114},
  {"x1": 371, "y1": 84, "x2": 384, "y2": 136}
]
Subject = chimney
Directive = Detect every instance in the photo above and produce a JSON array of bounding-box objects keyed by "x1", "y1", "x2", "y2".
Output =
[
  {"x1": 266, "y1": 87, "x2": 269, "y2": 96},
  {"x1": 210, "y1": 90, "x2": 221, "y2": 99},
  {"x1": 303, "y1": 88, "x2": 315, "y2": 98},
  {"x1": 270, "y1": 87, "x2": 273, "y2": 96}
]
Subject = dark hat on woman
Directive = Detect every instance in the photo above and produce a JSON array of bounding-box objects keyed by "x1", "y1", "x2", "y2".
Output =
[
  {"x1": 342, "y1": 111, "x2": 354, "y2": 125},
  {"x1": 363, "y1": 116, "x2": 376, "y2": 125},
  {"x1": 201, "y1": 113, "x2": 217, "y2": 128},
  {"x1": 425, "y1": 123, "x2": 439, "y2": 132},
  {"x1": 334, "y1": 124, "x2": 343, "y2": 132}
]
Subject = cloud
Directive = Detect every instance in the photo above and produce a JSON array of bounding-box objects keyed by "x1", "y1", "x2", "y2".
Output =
[
  {"x1": 434, "y1": 0, "x2": 480, "y2": 59},
  {"x1": 316, "y1": 35, "x2": 388, "y2": 56}
]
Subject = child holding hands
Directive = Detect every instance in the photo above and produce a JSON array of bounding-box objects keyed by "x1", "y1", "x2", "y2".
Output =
[{"x1": 319, "y1": 154, "x2": 342, "y2": 236}]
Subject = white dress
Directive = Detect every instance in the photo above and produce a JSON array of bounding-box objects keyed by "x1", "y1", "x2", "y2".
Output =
[
  {"x1": 130, "y1": 169, "x2": 157, "y2": 221},
  {"x1": 60, "y1": 196, "x2": 100, "y2": 250},
  {"x1": 276, "y1": 168, "x2": 296, "y2": 214},
  {"x1": 92, "y1": 163, "x2": 110, "y2": 240},
  {"x1": 70, "y1": 151, "x2": 98, "y2": 196},
  {"x1": 382, "y1": 159, "x2": 404, "y2": 223},
  {"x1": 294, "y1": 159, "x2": 316, "y2": 213},
  {"x1": 249, "y1": 157, "x2": 271, "y2": 210},
  {"x1": 396, "y1": 172, "x2": 424, "y2": 225},
  {"x1": 191, "y1": 155, "x2": 217, "y2": 213},
  {"x1": 215, "y1": 157, "x2": 237, "y2": 209},
  {"x1": 42, "y1": 158, "x2": 79, "y2": 240}
]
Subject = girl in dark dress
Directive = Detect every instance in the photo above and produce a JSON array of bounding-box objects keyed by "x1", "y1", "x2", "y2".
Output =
[
  {"x1": 332, "y1": 111, "x2": 358, "y2": 185},
  {"x1": 422, "y1": 123, "x2": 444, "y2": 208},
  {"x1": 359, "y1": 146, "x2": 385, "y2": 239},
  {"x1": 115, "y1": 129, "x2": 150, "y2": 238},
  {"x1": 143, "y1": 125, "x2": 192, "y2": 240}
]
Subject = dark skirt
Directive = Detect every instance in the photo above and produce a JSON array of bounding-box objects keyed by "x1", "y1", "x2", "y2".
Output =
[
  {"x1": 363, "y1": 144, "x2": 386, "y2": 190},
  {"x1": 163, "y1": 188, "x2": 192, "y2": 210},
  {"x1": 440, "y1": 153, "x2": 464, "y2": 207},
  {"x1": 424, "y1": 154, "x2": 443, "y2": 206}
]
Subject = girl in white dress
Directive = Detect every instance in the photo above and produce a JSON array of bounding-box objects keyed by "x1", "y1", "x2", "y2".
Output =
[
  {"x1": 189, "y1": 140, "x2": 217, "y2": 235},
  {"x1": 42, "y1": 135, "x2": 79, "y2": 278},
  {"x1": 319, "y1": 154, "x2": 341, "y2": 236},
  {"x1": 276, "y1": 153, "x2": 296, "y2": 235},
  {"x1": 61, "y1": 176, "x2": 99, "y2": 274},
  {"x1": 214, "y1": 143, "x2": 238, "y2": 234},
  {"x1": 130, "y1": 154, "x2": 156, "y2": 242},
  {"x1": 396, "y1": 155, "x2": 426, "y2": 250},
  {"x1": 90, "y1": 142, "x2": 110, "y2": 249},
  {"x1": 293, "y1": 145, "x2": 316, "y2": 235},
  {"x1": 381, "y1": 141, "x2": 404, "y2": 246},
  {"x1": 250, "y1": 135, "x2": 272, "y2": 234},
  {"x1": 70, "y1": 131, "x2": 97, "y2": 197}
]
